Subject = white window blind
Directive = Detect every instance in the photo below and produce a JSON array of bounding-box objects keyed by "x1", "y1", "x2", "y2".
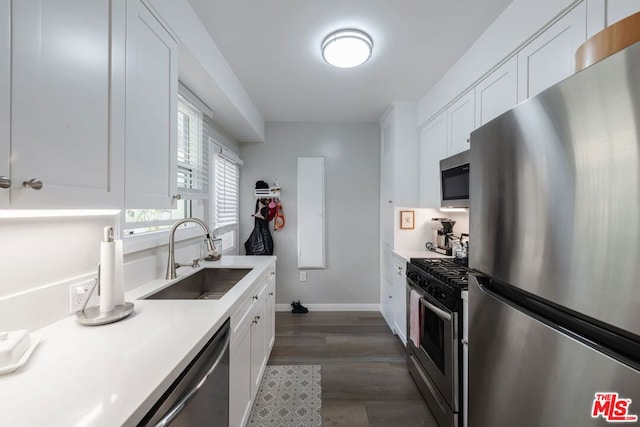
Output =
[
  {"x1": 213, "y1": 143, "x2": 240, "y2": 233},
  {"x1": 177, "y1": 95, "x2": 208, "y2": 199}
]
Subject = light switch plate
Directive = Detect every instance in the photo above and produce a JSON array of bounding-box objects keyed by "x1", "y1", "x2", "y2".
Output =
[{"x1": 299, "y1": 271, "x2": 307, "y2": 282}]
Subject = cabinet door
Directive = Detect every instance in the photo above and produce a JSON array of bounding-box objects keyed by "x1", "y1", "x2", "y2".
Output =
[
  {"x1": 448, "y1": 90, "x2": 475, "y2": 155},
  {"x1": 266, "y1": 269, "x2": 276, "y2": 351},
  {"x1": 250, "y1": 292, "x2": 268, "y2": 399},
  {"x1": 392, "y1": 258, "x2": 407, "y2": 346},
  {"x1": 125, "y1": 0, "x2": 177, "y2": 208},
  {"x1": 517, "y1": 3, "x2": 587, "y2": 102},
  {"x1": 381, "y1": 277, "x2": 394, "y2": 331},
  {"x1": 0, "y1": 0, "x2": 9, "y2": 208},
  {"x1": 380, "y1": 116, "x2": 394, "y2": 246},
  {"x1": 475, "y1": 56, "x2": 518, "y2": 127},
  {"x1": 230, "y1": 316, "x2": 252, "y2": 427},
  {"x1": 419, "y1": 112, "x2": 448, "y2": 208},
  {"x1": 607, "y1": 1, "x2": 640, "y2": 26},
  {"x1": 11, "y1": 0, "x2": 124, "y2": 208}
]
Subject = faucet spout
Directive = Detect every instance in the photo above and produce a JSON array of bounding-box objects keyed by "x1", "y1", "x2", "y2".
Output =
[{"x1": 166, "y1": 217, "x2": 215, "y2": 280}]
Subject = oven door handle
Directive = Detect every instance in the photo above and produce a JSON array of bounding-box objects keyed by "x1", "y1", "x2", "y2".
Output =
[{"x1": 419, "y1": 297, "x2": 452, "y2": 322}]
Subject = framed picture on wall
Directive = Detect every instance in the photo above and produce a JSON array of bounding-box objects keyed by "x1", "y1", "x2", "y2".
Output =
[{"x1": 400, "y1": 210, "x2": 415, "y2": 230}]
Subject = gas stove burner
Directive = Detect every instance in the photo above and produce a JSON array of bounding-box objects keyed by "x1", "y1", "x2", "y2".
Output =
[{"x1": 409, "y1": 258, "x2": 470, "y2": 289}]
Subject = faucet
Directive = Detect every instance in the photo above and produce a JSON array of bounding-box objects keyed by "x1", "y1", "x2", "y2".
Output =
[{"x1": 166, "y1": 218, "x2": 216, "y2": 280}]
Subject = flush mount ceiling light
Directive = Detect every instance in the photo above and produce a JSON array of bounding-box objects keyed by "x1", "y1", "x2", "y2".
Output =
[{"x1": 322, "y1": 29, "x2": 373, "y2": 68}]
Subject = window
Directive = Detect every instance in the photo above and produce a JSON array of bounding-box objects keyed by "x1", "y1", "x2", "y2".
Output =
[
  {"x1": 124, "y1": 94, "x2": 208, "y2": 235},
  {"x1": 211, "y1": 143, "x2": 242, "y2": 253}
]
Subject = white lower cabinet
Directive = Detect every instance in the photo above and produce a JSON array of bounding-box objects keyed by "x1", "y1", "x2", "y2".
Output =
[
  {"x1": 230, "y1": 313, "x2": 252, "y2": 427},
  {"x1": 229, "y1": 263, "x2": 276, "y2": 427},
  {"x1": 391, "y1": 256, "x2": 407, "y2": 345}
]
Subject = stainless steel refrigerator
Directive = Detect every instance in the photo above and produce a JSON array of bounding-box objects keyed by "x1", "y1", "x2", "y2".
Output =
[{"x1": 469, "y1": 41, "x2": 640, "y2": 426}]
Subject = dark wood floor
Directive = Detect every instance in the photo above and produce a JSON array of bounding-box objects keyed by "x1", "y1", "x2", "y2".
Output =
[{"x1": 268, "y1": 311, "x2": 438, "y2": 426}]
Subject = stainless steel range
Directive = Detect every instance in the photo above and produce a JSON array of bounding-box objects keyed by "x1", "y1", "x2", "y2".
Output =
[{"x1": 406, "y1": 258, "x2": 469, "y2": 427}]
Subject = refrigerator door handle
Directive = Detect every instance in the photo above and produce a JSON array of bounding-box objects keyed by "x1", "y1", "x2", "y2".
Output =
[{"x1": 420, "y1": 297, "x2": 452, "y2": 321}]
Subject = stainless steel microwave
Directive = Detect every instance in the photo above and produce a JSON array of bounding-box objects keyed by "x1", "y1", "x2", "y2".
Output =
[{"x1": 440, "y1": 150, "x2": 469, "y2": 208}]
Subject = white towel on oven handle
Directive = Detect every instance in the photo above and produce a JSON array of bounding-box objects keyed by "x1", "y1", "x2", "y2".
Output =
[{"x1": 410, "y1": 289, "x2": 421, "y2": 347}]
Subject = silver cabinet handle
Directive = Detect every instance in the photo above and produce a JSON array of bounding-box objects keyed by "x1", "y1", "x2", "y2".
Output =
[
  {"x1": 269, "y1": 292, "x2": 274, "y2": 296},
  {"x1": 173, "y1": 194, "x2": 182, "y2": 200},
  {"x1": 0, "y1": 176, "x2": 10, "y2": 189},
  {"x1": 23, "y1": 179, "x2": 43, "y2": 190},
  {"x1": 253, "y1": 295, "x2": 259, "y2": 300},
  {"x1": 389, "y1": 295, "x2": 393, "y2": 299}
]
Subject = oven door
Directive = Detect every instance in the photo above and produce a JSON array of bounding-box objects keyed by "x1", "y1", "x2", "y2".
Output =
[{"x1": 408, "y1": 282, "x2": 459, "y2": 411}]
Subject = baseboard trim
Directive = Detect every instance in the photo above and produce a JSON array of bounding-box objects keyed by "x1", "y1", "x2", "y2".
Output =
[{"x1": 275, "y1": 303, "x2": 381, "y2": 312}]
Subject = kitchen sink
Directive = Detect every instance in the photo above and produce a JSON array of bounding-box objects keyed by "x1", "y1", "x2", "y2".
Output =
[{"x1": 143, "y1": 268, "x2": 252, "y2": 300}]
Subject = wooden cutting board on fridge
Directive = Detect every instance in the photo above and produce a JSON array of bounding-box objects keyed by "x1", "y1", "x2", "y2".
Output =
[{"x1": 575, "y1": 12, "x2": 640, "y2": 72}]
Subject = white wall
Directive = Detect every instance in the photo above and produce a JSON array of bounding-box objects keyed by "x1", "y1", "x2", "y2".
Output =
[{"x1": 239, "y1": 122, "x2": 380, "y2": 306}]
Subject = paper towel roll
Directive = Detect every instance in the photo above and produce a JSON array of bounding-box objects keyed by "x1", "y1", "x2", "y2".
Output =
[
  {"x1": 99, "y1": 241, "x2": 116, "y2": 313},
  {"x1": 113, "y1": 240, "x2": 125, "y2": 306}
]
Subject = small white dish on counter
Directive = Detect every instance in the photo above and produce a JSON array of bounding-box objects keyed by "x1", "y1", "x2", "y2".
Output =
[{"x1": 0, "y1": 331, "x2": 43, "y2": 376}]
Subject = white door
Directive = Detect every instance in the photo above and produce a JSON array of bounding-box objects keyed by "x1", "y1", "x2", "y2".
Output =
[
  {"x1": 448, "y1": 90, "x2": 475, "y2": 155},
  {"x1": 518, "y1": 2, "x2": 587, "y2": 102},
  {"x1": 475, "y1": 56, "x2": 519, "y2": 127},
  {"x1": 11, "y1": 0, "x2": 123, "y2": 208},
  {"x1": 0, "y1": 0, "x2": 9, "y2": 207},
  {"x1": 125, "y1": 0, "x2": 177, "y2": 208},
  {"x1": 420, "y1": 112, "x2": 448, "y2": 208}
]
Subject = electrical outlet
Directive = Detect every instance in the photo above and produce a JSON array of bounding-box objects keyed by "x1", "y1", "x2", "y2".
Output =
[
  {"x1": 69, "y1": 279, "x2": 97, "y2": 314},
  {"x1": 299, "y1": 271, "x2": 307, "y2": 282}
]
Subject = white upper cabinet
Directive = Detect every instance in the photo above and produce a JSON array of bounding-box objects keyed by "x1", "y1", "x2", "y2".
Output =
[
  {"x1": 517, "y1": 2, "x2": 587, "y2": 102},
  {"x1": 448, "y1": 90, "x2": 475, "y2": 155},
  {"x1": 420, "y1": 111, "x2": 448, "y2": 208},
  {"x1": 0, "y1": 0, "x2": 9, "y2": 208},
  {"x1": 125, "y1": 0, "x2": 178, "y2": 209},
  {"x1": 10, "y1": 0, "x2": 125, "y2": 208},
  {"x1": 475, "y1": 56, "x2": 518, "y2": 127},
  {"x1": 607, "y1": 1, "x2": 640, "y2": 26}
]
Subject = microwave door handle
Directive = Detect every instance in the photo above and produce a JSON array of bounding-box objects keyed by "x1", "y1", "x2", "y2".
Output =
[
  {"x1": 419, "y1": 298, "x2": 452, "y2": 322},
  {"x1": 154, "y1": 337, "x2": 230, "y2": 427}
]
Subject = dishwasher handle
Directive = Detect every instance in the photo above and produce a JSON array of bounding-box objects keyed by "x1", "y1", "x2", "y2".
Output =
[{"x1": 154, "y1": 335, "x2": 230, "y2": 427}]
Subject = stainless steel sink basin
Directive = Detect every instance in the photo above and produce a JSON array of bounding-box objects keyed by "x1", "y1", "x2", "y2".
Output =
[{"x1": 143, "y1": 268, "x2": 252, "y2": 300}]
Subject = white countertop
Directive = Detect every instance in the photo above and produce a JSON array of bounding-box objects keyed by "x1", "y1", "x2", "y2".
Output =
[
  {"x1": 391, "y1": 248, "x2": 452, "y2": 263},
  {"x1": 0, "y1": 255, "x2": 276, "y2": 427}
]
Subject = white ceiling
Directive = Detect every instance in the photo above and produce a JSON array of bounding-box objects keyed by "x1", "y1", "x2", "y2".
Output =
[{"x1": 187, "y1": 0, "x2": 514, "y2": 123}]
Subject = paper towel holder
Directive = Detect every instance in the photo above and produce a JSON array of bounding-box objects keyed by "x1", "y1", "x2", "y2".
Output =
[{"x1": 76, "y1": 267, "x2": 135, "y2": 326}]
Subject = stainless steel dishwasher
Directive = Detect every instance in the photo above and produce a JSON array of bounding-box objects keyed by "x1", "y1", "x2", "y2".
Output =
[{"x1": 139, "y1": 318, "x2": 230, "y2": 426}]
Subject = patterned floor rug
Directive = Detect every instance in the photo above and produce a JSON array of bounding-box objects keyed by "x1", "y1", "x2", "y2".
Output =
[{"x1": 247, "y1": 365, "x2": 322, "y2": 427}]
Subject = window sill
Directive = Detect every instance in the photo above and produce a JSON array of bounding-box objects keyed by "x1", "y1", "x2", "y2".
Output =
[{"x1": 123, "y1": 226, "x2": 204, "y2": 255}]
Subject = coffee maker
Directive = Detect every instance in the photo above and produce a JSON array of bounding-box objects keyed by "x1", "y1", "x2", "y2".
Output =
[{"x1": 428, "y1": 218, "x2": 456, "y2": 255}]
